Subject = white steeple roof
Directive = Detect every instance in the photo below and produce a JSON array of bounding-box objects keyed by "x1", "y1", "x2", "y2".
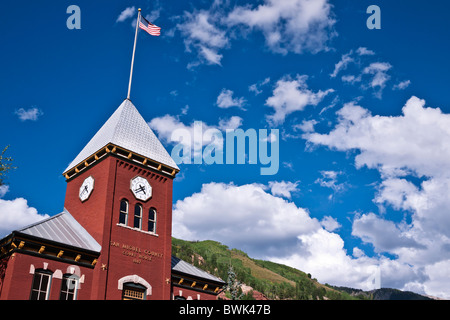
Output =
[{"x1": 64, "y1": 99, "x2": 178, "y2": 173}]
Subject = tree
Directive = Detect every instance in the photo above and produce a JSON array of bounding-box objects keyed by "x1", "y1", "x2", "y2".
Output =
[
  {"x1": 223, "y1": 265, "x2": 244, "y2": 300},
  {"x1": 0, "y1": 145, "x2": 15, "y2": 186}
]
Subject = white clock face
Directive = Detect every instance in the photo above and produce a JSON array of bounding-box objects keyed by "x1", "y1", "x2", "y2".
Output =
[
  {"x1": 79, "y1": 176, "x2": 94, "y2": 202},
  {"x1": 130, "y1": 176, "x2": 152, "y2": 201}
]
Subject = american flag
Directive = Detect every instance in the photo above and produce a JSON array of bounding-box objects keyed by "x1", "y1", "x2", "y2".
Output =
[{"x1": 139, "y1": 16, "x2": 161, "y2": 36}]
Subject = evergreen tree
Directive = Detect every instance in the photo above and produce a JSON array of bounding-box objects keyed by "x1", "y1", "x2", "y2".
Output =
[{"x1": 223, "y1": 265, "x2": 244, "y2": 300}]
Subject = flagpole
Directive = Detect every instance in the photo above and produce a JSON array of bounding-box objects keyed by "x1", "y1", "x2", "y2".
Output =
[{"x1": 127, "y1": 8, "x2": 141, "y2": 100}]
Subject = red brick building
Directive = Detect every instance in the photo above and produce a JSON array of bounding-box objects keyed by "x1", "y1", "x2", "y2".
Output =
[{"x1": 0, "y1": 99, "x2": 224, "y2": 300}]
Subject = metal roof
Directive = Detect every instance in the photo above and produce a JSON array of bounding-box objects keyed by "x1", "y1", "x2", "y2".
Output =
[
  {"x1": 16, "y1": 209, "x2": 101, "y2": 253},
  {"x1": 171, "y1": 256, "x2": 225, "y2": 284},
  {"x1": 64, "y1": 99, "x2": 179, "y2": 173}
]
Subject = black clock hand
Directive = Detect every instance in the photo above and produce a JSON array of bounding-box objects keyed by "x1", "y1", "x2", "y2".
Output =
[{"x1": 134, "y1": 185, "x2": 146, "y2": 194}]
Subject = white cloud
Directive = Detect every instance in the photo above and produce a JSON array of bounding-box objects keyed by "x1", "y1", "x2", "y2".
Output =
[
  {"x1": 265, "y1": 75, "x2": 333, "y2": 125},
  {"x1": 393, "y1": 80, "x2": 411, "y2": 90},
  {"x1": 0, "y1": 185, "x2": 9, "y2": 198},
  {"x1": 15, "y1": 107, "x2": 43, "y2": 121},
  {"x1": 178, "y1": 10, "x2": 229, "y2": 66},
  {"x1": 341, "y1": 74, "x2": 361, "y2": 84},
  {"x1": 216, "y1": 89, "x2": 246, "y2": 109},
  {"x1": 172, "y1": 180, "x2": 449, "y2": 293},
  {"x1": 177, "y1": 0, "x2": 336, "y2": 66},
  {"x1": 315, "y1": 170, "x2": 346, "y2": 193},
  {"x1": 172, "y1": 181, "x2": 388, "y2": 290},
  {"x1": 320, "y1": 216, "x2": 341, "y2": 232},
  {"x1": 268, "y1": 180, "x2": 299, "y2": 199},
  {"x1": 172, "y1": 182, "x2": 320, "y2": 257},
  {"x1": 304, "y1": 96, "x2": 450, "y2": 178},
  {"x1": 304, "y1": 96, "x2": 450, "y2": 298},
  {"x1": 356, "y1": 47, "x2": 375, "y2": 56},
  {"x1": 293, "y1": 119, "x2": 318, "y2": 133},
  {"x1": 148, "y1": 114, "x2": 243, "y2": 160},
  {"x1": 249, "y1": 77, "x2": 270, "y2": 95},
  {"x1": 218, "y1": 116, "x2": 243, "y2": 131},
  {"x1": 0, "y1": 198, "x2": 50, "y2": 238},
  {"x1": 116, "y1": 6, "x2": 136, "y2": 23},
  {"x1": 330, "y1": 51, "x2": 354, "y2": 78},
  {"x1": 352, "y1": 212, "x2": 424, "y2": 253},
  {"x1": 226, "y1": 0, "x2": 336, "y2": 55},
  {"x1": 362, "y1": 62, "x2": 392, "y2": 98}
]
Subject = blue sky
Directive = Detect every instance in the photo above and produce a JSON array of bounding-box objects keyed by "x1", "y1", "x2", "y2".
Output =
[{"x1": 1, "y1": 0, "x2": 450, "y2": 298}]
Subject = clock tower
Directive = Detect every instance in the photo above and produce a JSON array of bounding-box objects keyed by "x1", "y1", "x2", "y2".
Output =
[{"x1": 62, "y1": 98, "x2": 179, "y2": 300}]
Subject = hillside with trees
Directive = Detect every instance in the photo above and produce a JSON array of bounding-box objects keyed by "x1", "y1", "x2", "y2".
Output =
[{"x1": 172, "y1": 238, "x2": 434, "y2": 300}]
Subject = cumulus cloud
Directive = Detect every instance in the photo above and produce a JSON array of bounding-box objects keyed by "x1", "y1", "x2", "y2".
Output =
[
  {"x1": 304, "y1": 96, "x2": 450, "y2": 178},
  {"x1": 352, "y1": 212, "x2": 425, "y2": 253},
  {"x1": 320, "y1": 216, "x2": 341, "y2": 232},
  {"x1": 177, "y1": 0, "x2": 336, "y2": 66},
  {"x1": 265, "y1": 75, "x2": 333, "y2": 125},
  {"x1": 15, "y1": 107, "x2": 43, "y2": 121},
  {"x1": 178, "y1": 9, "x2": 229, "y2": 67},
  {"x1": 172, "y1": 181, "x2": 391, "y2": 290},
  {"x1": 172, "y1": 182, "x2": 320, "y2": 257},
  {"x1": 226, "y1": 0, "x2": 336, "y2": 55},
  {"x1": 0, "y1": 198, "x2": 49, "y2": 238},
  {"x1": 268, "y1": 180, "x2": 299, "y2": 199},
  {"x1": 304, "y1": 96, "x2": 450, "y2": 298},
  {"x1": 293, "y1": 119, "x2": 318, "y2": 133},
  {"x1": 148, "y1": 114, "x2": 242, "y2": 162},
  {"x1": 216, "y1": 89, "x2": 246, "y2": 109}
]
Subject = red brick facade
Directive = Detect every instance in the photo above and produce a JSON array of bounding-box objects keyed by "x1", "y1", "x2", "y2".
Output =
[
  {"x1": 64, "y1": 155, "x2": 174, "y2": 300},
  {"x1": 0, "y1": 99, "x2": 224, "y2": 300}
]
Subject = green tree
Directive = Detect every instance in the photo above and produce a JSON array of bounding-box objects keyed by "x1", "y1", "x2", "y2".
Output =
[
  {"x1": 223, "y1": 265, "x2": 244, "y2": 300},
  {"x1": 0, "y1": 145, "x2": 15, "y2": 186}
]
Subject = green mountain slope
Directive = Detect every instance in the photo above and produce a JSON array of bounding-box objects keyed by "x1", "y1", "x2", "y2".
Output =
[
  {"x1": 172, "y1": 238, "x2": 357, "y2": 300},
  {"x1": 172, "y1": 238, "x2": 434, "y2": 300}
]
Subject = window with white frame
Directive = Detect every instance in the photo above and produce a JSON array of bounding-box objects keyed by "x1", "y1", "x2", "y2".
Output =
[
  {"x1": 60, "y1": 274, "x2": 79, "y2": 300},
  {"x1": 148, "y1": 208, "x2": 157, "y2": 233},
  {"x1": 119, "y1": 199, "x2": 128, "y2": 225},
  {"x1": 134, "y1": 204, "x2": 142, "y2": 229},
  {"x1": 30, "y1": 270, "x2": 52, "y2": 300}
]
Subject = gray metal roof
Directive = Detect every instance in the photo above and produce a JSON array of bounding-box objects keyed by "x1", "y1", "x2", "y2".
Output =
[
  {"x1": 64, "y1": 99, "x2": 179, "y2": 173},
  {"x1": 16, "y1": 209, "x2": 101, "y2": 253},
  {"x1": 171, "y1": 256, "x2": 225, "y2": 284}
]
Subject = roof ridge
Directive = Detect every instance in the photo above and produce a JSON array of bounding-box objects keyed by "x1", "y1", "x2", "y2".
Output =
[{"x1": 64, "y1": 99, "x2": 178, "y2": 173}]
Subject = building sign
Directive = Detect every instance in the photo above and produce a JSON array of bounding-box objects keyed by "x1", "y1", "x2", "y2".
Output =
[{"x1": 110, "y1": 241, "x2": 163, "y2": 264}]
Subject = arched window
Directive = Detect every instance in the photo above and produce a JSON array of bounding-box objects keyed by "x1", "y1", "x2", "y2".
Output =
[
  {"x1": 60, "y1": 274, "x2": 79, "y2": 300},
  {"x1": 30, "y1": 269, "x2": 52, "y2": 300},
  {"x1": 134, "y1": 204, "x2": 142, "y2": 229},
  {"x1": 148, "y1": 208, "x2": 157, "y2": 233},
  {"x1": 119, "y1": 199, "x2": 128, "y2": 225},
  {"x1": 122, "y1": 282, "x2": 147, "y2": 300}
]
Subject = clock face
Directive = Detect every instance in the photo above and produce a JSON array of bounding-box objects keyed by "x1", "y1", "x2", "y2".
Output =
[
  {"x1": 79, "y1": 176, "x2": 94, "y2": 202},
  {"x1": 130, "y1": 176, "x2": 152, "y2": 201}
]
